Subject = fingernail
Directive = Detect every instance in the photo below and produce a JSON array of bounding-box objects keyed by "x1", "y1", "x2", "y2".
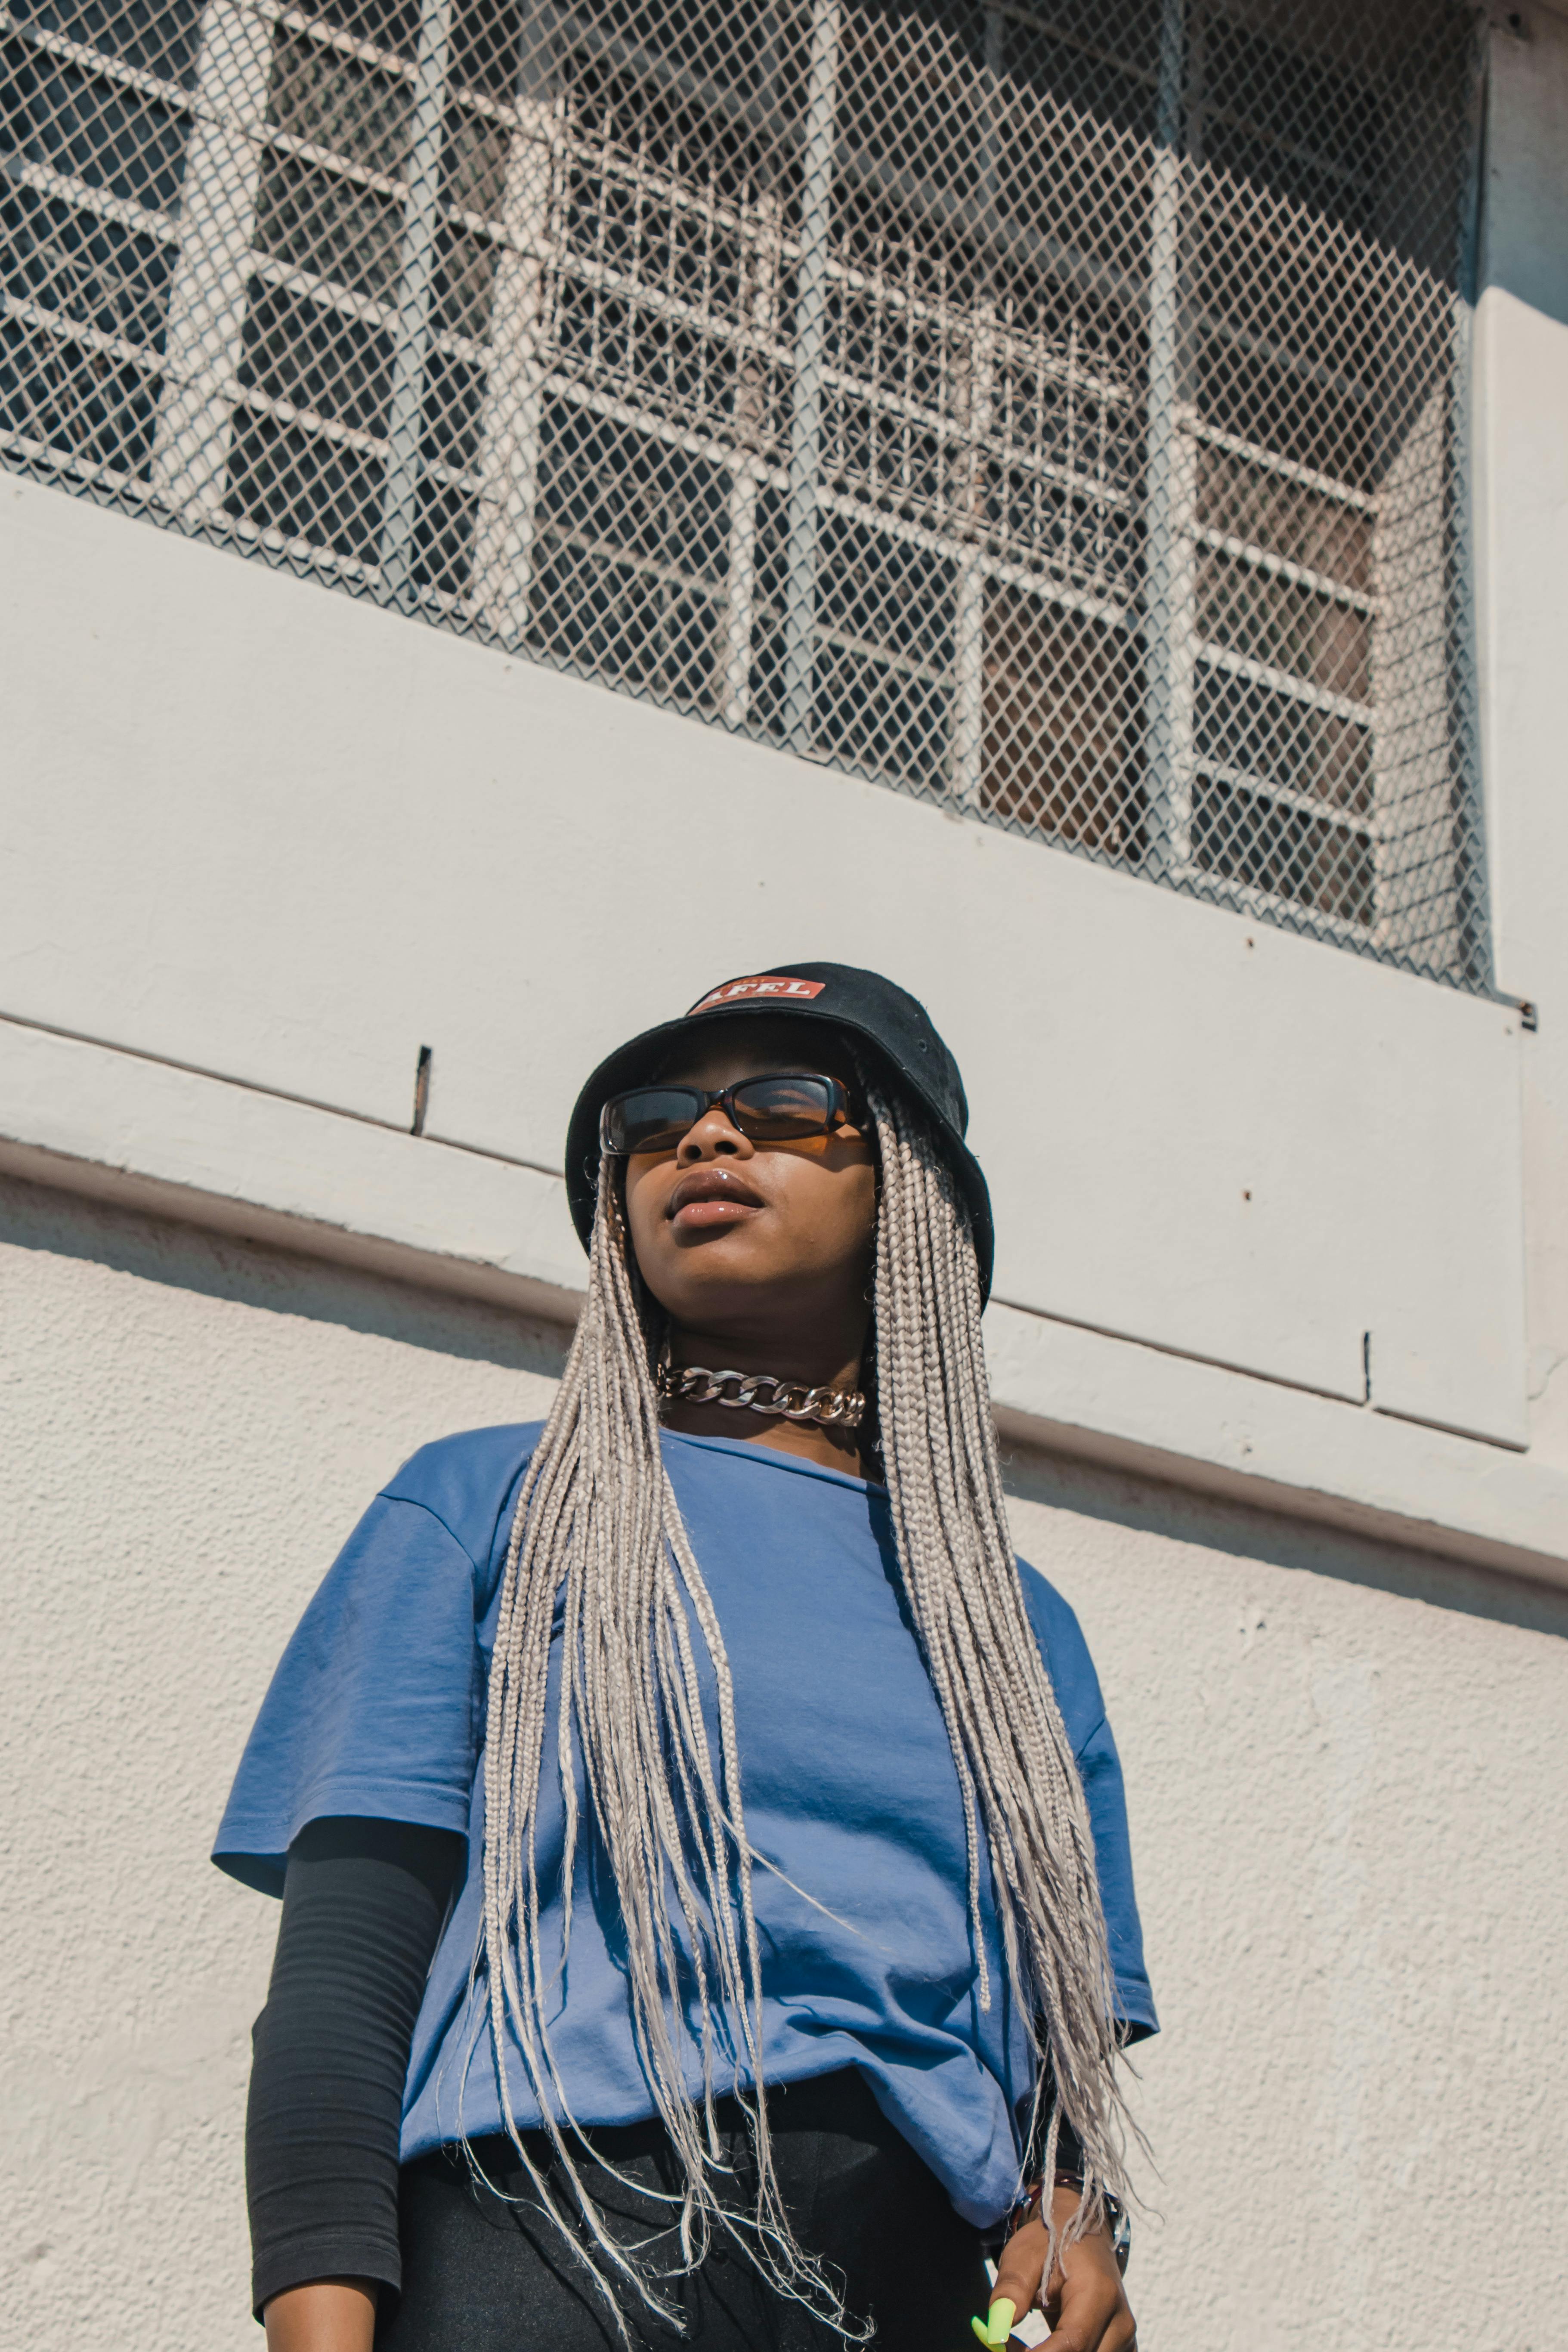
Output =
[
  {"x1": 987, "y1": 2298, "x2": 1017, "y2": 2345},
  {"x1": 971, "y1": 2320, "x2": 992, "y2": 2346}
]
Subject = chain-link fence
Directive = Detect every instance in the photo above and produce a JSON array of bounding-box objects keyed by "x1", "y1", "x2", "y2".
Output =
[{"x1": 2, "y1": 0, "x2": 1488, "y2": 982}]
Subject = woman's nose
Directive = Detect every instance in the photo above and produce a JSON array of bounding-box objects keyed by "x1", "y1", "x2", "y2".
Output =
[{"x1": 676, "y1": 1108, "x2": 752, "y2": 1162}]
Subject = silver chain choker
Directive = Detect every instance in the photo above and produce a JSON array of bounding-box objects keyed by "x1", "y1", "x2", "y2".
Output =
[{"x1": 656, "y1": 1359, "x2": 867, "y2": 1430}]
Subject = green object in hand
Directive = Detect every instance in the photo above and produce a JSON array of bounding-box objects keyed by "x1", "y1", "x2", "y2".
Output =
[{"x1": 970, "y1": 2297, "x2": 1016, "y2": 2346}]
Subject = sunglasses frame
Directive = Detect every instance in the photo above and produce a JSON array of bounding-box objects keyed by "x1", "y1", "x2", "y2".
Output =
[{"x1": 599, "y1": 1071, "x2": 856, "y2": 1157}]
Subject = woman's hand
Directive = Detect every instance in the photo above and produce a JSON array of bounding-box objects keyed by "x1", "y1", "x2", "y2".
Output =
[
  {"x1": 980, "y1": 2182, "x2": 1136, "y2": 2352},
  {"x1": 263, "y1": 2278, "x2": 377, "y2": 2352}
]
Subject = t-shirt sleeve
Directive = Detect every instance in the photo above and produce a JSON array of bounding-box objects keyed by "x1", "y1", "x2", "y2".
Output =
[
  {"x1": 1073, "y1": 1708, "x2": 1158, "y2": 2042},
  {"x1": 1016, "y1": 1560, "x2": 1159, "y2": 2043},
  {"x1": 212, "y1": 1494, "x2": 484, "y2": 1897}
]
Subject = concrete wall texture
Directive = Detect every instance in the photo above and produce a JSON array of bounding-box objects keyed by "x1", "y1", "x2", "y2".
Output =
[{"x1": 5, "y1": 1176, "x2": 1567, "y2": 2352}]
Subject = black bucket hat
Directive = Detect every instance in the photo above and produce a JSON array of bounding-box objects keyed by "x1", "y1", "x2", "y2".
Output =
[{"x1": 563, "y1": 961, "x2": 995, "y2": 1302}]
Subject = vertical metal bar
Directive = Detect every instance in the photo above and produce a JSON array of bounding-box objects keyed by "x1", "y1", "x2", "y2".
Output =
[
  {"x1": 722, "y1": 469, "x2": 761, "y2": 727},
  {"x1": 470, "y1": 9, "x2": 559, "y2": 642},
  {"x1": 1369, "y1": 367, "x2": 1448, "y2": 954},
  {"x1": 1445, "y1": 13, "x2": 1494, "y2": 989},
  {"x1": 951, "y1": 549, "x2": 987, "y2": 805},
  {"x1": 781, "y1": 0, "x2": 841, "y2": 755},
  {"x1": 727, "y1": 16, "x2": 785, "y2": 728},
  {"x1": 952, "y1": 3, "x2": 1003, "y2": 809},
  {"x1": 147, "y1": 0, "x2": 275, "y2": 516},
  {"x1": 378, "y1": 0, "x2": 454, "y2": 607},
  {"x1": 1142, "y1": 0, "x2": 1195, "y2": 877},
  {"x1": 1365, "y1": 16, "x2": 1489, "y2": 982},
  {"x1": 952, "y1": 292, "x2": 995, "y2": 808}
]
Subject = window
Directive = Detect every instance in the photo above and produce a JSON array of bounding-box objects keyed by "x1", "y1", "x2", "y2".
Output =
[{"x1": 1, "y1": 0, "x2": 1487, "y2": 981}]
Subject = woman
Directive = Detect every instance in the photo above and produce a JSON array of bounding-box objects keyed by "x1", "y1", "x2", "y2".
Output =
[{"x1": 215, "y1": 963, "x2": 1156, "y2": 2352}]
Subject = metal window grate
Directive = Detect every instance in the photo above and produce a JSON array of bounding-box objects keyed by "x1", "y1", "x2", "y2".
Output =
[{"x1": 1, "y1": 0, "x2": 1489, "y2": 983}]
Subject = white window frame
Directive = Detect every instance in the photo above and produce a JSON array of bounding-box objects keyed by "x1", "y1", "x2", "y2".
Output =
[{"x1": 0, "y1": 0, "x2": 1485, "y2": 981}]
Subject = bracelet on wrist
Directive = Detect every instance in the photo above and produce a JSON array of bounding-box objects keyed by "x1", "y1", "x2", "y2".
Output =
[{"x1": 1005, "y1": 2177, "x2": 1131, "y2": 2276}]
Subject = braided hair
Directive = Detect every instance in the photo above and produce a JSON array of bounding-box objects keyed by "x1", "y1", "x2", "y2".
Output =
[{"x1": 477, "y1": 1064, "x2": 1131, "y2": 2338}]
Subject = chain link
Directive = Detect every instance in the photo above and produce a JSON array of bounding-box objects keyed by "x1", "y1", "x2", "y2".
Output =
[{"x1": 656, "y1": 1360, "x2": 866, "y2": 1429}]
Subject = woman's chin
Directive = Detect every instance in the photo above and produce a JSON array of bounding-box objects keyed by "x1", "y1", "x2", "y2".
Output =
[{"x1": 647, "y1": 1257, "x2": 803, "y2": 1329}]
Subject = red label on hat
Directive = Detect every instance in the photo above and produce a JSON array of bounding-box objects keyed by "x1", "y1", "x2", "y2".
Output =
[{"x1": 686, "y1": 975, "x2": 826, "y2": 1016}]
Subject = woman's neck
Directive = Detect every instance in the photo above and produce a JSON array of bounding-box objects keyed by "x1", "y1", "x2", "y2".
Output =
[{"x1": 656, "y1": 1324, "x2": 874, "y2": 1479}]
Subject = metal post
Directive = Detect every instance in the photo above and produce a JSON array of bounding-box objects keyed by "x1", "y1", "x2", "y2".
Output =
[
  {"x1": 952, "y1": 3, "x2": 1003, "y2": 807},
  {"x1": 951, "y1": 295, "x2": 993, "y2": 807},
  {"x1": 1360, "y1": 15, "x2": 1489, "y2": 982},
  {"x1": 147, "y1": 0, "x2": 275, "y2": 516},
  {"x1": 721, "y1": 468, "x2": 761, "y2": 726},
  {"x1": 780, "y1": 0, "x2": 841, "y2": 755},
  {"x1": 378, "y1": 0, "x2": 454, "y2": 607},
  {"x1": 951, "y1": 554, "x2": 986, "y2": 803},
  {"x1": 1441, "y1": 15, "x2": 1494, "y2": 988},
  {"x1": 723, "y1": 154, "x2": 783, "y2": 728},
  {"x1": 470, "y1": 9, "x2": 560, "y2": 642},
  {"x1": 1142, "y1": 0, "x2": 1195, "y2": 877}
]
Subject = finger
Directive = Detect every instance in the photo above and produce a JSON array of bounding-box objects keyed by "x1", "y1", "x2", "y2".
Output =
[
  {"x1": 972, "y1": 2238, "x2": 1047, "y2": 2350},
  {"x1": 1076, "y1": 2312, "x2": 1134, "y2": 2352},
  {"x1": 971, "y1": 2296, "x2": 1017, "y2": 2346},
  {"x1": 991, "y1": 2232, "x2": 1048, "y2": 2314},
  {"x1": 1039, "y1": 2323, "x2": 1099, "y2": 2352},
  {"x1": 1039, "y1": 2312, "x2": 1129, "y2": 2352},
  {"x1": 1037, "y1": 2273, "x2": 1121, "y2": 2352}
]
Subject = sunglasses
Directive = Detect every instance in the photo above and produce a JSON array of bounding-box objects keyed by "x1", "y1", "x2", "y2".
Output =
[{"x1": 600, "y1": 1072, "x2": 856, "y2": 1157}]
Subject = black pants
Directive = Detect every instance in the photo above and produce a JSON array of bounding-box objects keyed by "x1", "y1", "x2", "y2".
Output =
[{"x1": 378, "y1": 2070, "x2": 989, "y2": 2351}]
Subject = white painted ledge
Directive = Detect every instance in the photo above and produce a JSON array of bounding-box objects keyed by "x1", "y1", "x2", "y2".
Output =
[
  {"x1": 4, "y1": 1013, "x2": 1565, "y2": 1588},
  {"x1": 986, "y1": 1312, "x2": 1568, "y2": 1587},
  {"x1": 0, "y1": 1014, "x2": 586, "y2": 1320}
]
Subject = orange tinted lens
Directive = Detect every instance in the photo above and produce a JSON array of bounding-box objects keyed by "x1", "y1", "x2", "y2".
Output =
[{"x1": 729, "y1": 1076, "x2": 835, "y2": 1138}]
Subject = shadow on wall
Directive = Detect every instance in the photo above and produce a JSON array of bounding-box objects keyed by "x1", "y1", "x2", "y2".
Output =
[
  {"x1": 1485, "y1": 9, "x2": 1568, "y2": 330},
  {"x1": 1001, "y1": 1439, "x2": 1568, "y2": 1647},
  {"x1": 0, "y1": 1170, "x2": 574, "y2": 1383},
  {"x1": 4, "y1": 1168, "x2": 1565, "y2": 1649}
]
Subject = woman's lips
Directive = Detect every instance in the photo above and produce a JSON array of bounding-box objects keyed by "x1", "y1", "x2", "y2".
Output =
[
  {"x1": 673, "y1": 1199, "x2": 760, "y2": 1228},
  {"x1": 668, "y1": 1170, "x2": 764, "y2": 1228}
]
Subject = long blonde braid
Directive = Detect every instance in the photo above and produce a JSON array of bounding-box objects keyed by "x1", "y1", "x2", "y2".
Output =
[
  {"x1": 478, "y1": 1080, "x2": 1130, "y2": 2337},
  {"x1": 859, "y1": 1068, "x2": 1132, "y2": 2247},
  {"x1": 479, "y1": 1161, "x2": 836, "y2": 2338}
]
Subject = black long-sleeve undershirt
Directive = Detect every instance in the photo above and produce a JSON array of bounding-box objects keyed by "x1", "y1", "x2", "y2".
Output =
[
  {"x1": 246, "y1": 1818, "x2": 1092, "y2": 2322},
  {"x1": 246, "y1": 1817, "x2": 464, "y2": 2321}
]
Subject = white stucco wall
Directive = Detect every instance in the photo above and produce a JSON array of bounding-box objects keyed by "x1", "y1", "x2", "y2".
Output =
[
  {"x1": 4, "y1": 1177, "x2": 1565, "y2": 2352},
  {"x1": 0, "y1": 1176, "x2": 564, "y2": 2352}
]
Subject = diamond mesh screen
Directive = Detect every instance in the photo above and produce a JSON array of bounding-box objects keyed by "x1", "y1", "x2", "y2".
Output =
[{"x1": 2, "y1": 0, "x2": 1488, "y2": 981}]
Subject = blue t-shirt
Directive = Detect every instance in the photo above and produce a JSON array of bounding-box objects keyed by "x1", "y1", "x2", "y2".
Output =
[{"x1": 214, "y1": 1424, "x2": 1156, "y2": 2227}]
